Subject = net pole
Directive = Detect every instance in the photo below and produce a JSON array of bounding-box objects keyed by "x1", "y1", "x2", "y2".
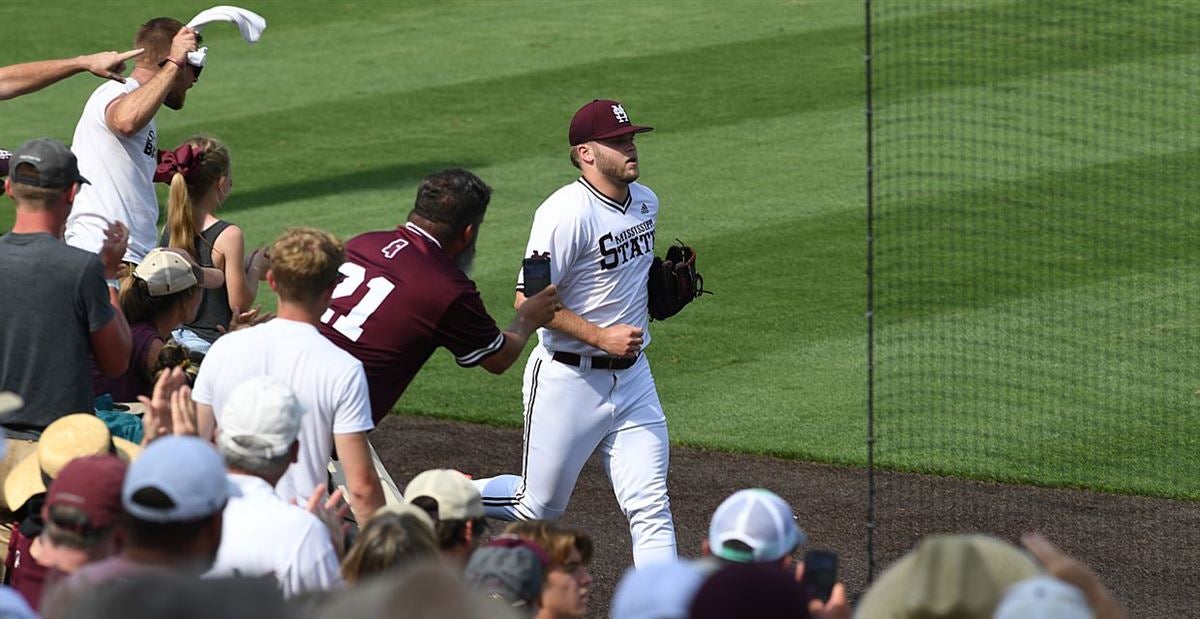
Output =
[{"x1": 863, "y1": 0, "x2": 878, "y2": 584}]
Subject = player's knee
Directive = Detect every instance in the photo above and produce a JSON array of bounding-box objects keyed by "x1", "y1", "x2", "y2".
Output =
[
  {"x1": 621, "y1": 492, "x2": 672, "y2": 521},
  {"x1": 523, "y1": 502, "x2": 565, "y2": 521},
  {"x1": 518, "y1": 499, "x2": 564, "y2": 523}
]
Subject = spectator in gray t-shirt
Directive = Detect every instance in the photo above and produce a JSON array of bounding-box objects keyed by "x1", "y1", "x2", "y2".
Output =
[{"x1": 0, "y1": 139, "x2": 132, "y2": 445}]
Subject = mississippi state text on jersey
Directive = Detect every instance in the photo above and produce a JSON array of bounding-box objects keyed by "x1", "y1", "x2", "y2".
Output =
[{"x1": 517, "y1": 177, "x2": 659, "y2": 356}]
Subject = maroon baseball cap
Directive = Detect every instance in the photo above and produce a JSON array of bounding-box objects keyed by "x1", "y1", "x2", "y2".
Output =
[
  {"x1": 569, "y1": 99, "x2": 654, "y2": 146},
  {"x1": 42, "y1": 455, "x2": 127, "y2": 531}
]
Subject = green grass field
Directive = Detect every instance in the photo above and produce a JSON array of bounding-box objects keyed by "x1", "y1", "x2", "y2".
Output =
[{"x1": 2, "y1": 1, "x2": 1195, "y2": 500}]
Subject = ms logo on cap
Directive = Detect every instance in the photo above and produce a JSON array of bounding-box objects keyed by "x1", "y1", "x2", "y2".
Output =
[{"x1": 611, "y1": 104, "x2": 630, "y2": 124}]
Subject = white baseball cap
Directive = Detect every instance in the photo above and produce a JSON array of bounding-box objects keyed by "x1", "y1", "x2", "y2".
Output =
[
  {"x1": 217, "y1": 377, "x2": 305, "y2": 459},
  {"x1": 708, "y1": 488, "x2": 807, "y2": 563},
  {"x1": 134, "y1": 248, "x2": 223, "y2": 296},
  {"x1": 404, "y1": 469, "x2": 484, "y2": 520},
  {"x1": 611, "y1": 560, "x2": 709, "y2": 619},
  {"x1": 0, "y1": 391, "x2": 21, "y2": 417},
  {"x1": 123, "y1": 436, "x2": 233, "y2": 523},
  {"x1": 993, "y1": 577, "x2": 1095, "y2": 619}
]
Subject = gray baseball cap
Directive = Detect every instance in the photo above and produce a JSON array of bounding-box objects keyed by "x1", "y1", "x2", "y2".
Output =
[
  {"x1": 464, "y1": 535, "x2": 548, "y2": 611},
  {"x1": 9, "y1": 138, "x2": 89, "y2": 189}
]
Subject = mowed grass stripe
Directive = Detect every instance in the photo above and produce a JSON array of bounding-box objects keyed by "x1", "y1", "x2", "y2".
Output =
[
  {"x1": 874, "y1": 52, "x2": 1200, "y2": 199},
  {"x1": 872, "y1": 0, "x2": 1199, "y2": 97},
  {"x1": 874, "y1": 146, "x2": 1200, "y2": 321},
  {"x1": 157, "y1": 29, "x2": 863, "y2": 188},
  {"x1": 876, "y1": 263, "x2": 1199, "y2": 499}
]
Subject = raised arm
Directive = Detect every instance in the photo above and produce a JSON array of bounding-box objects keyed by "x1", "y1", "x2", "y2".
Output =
[
  {"x1": 90, "y1": 222, "x2": 133, "y2": 377},
  {"x1": 0, "y1": 49, "x2": 143, "y2": 101},
  {"x1": 105, "y1": 28, "x2": 196, "y2": 137}
]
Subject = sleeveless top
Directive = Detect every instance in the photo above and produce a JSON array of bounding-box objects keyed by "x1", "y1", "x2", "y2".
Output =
[{"x1": 160, "y1": 220, "x2": 233, "y2": 343}]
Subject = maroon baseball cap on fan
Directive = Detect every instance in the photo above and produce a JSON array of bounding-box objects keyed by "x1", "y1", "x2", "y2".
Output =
[
  {"x1": 43, "y1": 455, "x2": 127, "y2": 531},
  {"x1": 569, "y1": 99, "x2": 654, "y2": 146}
]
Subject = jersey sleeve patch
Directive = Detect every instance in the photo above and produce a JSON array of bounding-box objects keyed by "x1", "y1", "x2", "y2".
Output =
[{"x1": 455, "y1": 332, "x2": 506, "y2": 367}]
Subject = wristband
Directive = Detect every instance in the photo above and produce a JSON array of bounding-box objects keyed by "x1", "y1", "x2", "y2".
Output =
[
  {"x1": 163, "y1": 56, "x2": 186, "y2": 70},
  {"x1": 106, "y1": 278, "x2": 120, "y2": 291}
]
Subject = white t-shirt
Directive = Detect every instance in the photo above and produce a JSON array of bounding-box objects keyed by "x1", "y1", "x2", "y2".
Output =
[
  {"x1": 193, "y1": 319, "x2": 375, "y2": 504},
  {"x1": 66, "y1": 78, "x2": 159, "y2": 263},
  {"x1": 208, "y1": 473, "x2": 343, "y2": 597},
  {"x1": 518, "y1": 178, "x2": 659, "y2": 355}
]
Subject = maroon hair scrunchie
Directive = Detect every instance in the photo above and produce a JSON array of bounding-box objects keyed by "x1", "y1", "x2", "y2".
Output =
[{"x1": 153, "y1": 144, "x2": 200, "y2": 184}]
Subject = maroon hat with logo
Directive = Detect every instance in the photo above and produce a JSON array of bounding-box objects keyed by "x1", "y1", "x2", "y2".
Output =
[
  {"x1": 569, "y1": 99, "x2": 654, "y2": 146},
  {"x1": 42, "y1": 454, "x2": 127, "y2": 531}
]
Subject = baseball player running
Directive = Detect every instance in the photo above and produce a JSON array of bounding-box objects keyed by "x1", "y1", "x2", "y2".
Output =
[{"x1": 474, "y1": 99, "x2": 676, "y2": 566}]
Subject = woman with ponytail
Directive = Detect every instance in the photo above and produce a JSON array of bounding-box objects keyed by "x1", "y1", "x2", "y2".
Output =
[{"x1": 158, "y1": 136, "x2": 270, "y2": 352}]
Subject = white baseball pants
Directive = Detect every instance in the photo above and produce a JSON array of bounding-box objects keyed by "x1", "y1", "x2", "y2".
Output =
[{"x1": 475, "y1": 346, "x2": 677, "y2": 566}]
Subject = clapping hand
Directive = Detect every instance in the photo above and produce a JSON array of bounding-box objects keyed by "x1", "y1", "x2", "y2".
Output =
[
  {"x1": 138, "y1": 367, "x2": 198, "y2": 445},
  {"x1": 302, "y1": 485, "x2": 352, "y2": 558},
  {"x1": 98, "y1": 220, "x2": 129, "y2": 279},
  {"x1": 218, "y1": 306, "x2": 276, "y2": 334},
  {"x1": 244, "y1": 246, "x2": 271, "y2": 274}
]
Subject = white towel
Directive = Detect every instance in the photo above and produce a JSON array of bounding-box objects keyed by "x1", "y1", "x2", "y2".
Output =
[
  {"x1": 187, "y1": 6, "x2": 267, "y2": 42},
  {"x1": 184, "y1": 6, "x2": 267, "y2": 67}
]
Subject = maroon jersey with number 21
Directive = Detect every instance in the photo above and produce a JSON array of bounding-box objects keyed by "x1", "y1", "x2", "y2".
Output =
[{"x1": 317, "y1": 222, "x2": 505, "y2": 424}]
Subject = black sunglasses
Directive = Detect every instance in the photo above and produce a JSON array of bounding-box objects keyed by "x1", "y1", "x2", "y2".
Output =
[{"x1": 158, "y1": 58, "x2": 202, "y2": 80}]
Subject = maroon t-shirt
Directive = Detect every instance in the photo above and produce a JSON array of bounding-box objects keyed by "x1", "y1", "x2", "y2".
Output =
[
  {"x1": 318, "y1": 223, "x2": 505, "y2": 424},
  {"x1": 4, "y1": 528, "x2": 48, "y2": 610},
  {"x1": 91, "y1": 322, "x2": 163, "y2": 402}
]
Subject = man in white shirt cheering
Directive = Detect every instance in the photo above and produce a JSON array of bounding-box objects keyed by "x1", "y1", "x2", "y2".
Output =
[
  {"x1": 208, "y1": 376, "x2": 344, "y2": 597},
  {"x1": 193, "y1": 227, "x2": 385, "y2": 523},
  {"x1": 66, "y1": 17, "x2": 201, "y2": 263}
]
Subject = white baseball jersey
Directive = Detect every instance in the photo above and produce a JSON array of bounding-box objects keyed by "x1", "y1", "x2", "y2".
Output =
[
  {"x1": 66, "y1": 79, "x2": 159, "y2": 263},
  {"x1": 518, "y1": 177, "x2": 659, "y2": 355},
  {"x1": 479, "y1": 175, "x2": 678, "y2": 566}
]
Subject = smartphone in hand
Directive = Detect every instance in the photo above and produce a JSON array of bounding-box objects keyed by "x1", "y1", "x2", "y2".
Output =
[
  {"x1": 800, "y1": 550, "x2": 838, "y2": 603},
  {"x1": 522, "y1": 252, "x2": 551, "y2": 296}
]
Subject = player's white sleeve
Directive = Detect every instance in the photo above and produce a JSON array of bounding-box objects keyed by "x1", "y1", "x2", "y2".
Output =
[{"x1": 518, "y1": 201, "x2": 584, "y2": 292}]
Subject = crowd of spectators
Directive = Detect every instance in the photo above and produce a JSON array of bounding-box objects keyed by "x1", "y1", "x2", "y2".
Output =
[{"x1": 0, "y1": 14, "x2": 1130, "y2": 619}]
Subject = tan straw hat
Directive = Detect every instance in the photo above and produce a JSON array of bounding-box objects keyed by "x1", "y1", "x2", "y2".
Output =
[
  {"x1": 404, "y1": 469, "x2": 484, "y2": 521},
  {"x1": 855, "y1": 534, "x2": 1041, "y2": 619},
  {"x1": 3, "y1": 414, "x2": 140, "y2": 510},
  {"x1": 372, "y1": 501, "x2": 436, "y2": 530}
]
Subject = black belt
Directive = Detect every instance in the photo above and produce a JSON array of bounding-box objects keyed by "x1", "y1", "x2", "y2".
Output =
[{"x1": 552, "y1": 351, "x2": 638, "y2": 370}]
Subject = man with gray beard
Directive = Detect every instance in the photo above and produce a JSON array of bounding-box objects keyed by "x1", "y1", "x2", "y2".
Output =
[{"x1": 317, "y1": 168, "x2": 561, "y2": 425}]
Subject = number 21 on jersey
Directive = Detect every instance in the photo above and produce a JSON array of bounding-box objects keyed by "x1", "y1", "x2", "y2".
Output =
[{"x1": 319, "y1": 239, "x2": 408, "y2": 341}]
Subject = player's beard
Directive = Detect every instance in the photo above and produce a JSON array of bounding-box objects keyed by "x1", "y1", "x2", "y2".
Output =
[
  {"x1": 597, "y1": 149, "x2": 639, "y2": 183},
  {"x1": 455, "y1": 237, "x2": 477, "y2": 275}
]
